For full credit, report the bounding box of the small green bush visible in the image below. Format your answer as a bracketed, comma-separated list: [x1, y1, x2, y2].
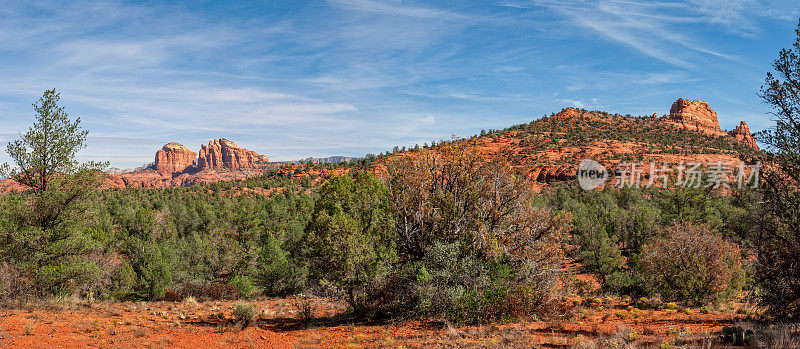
[233, 303, 256, 329]
[130, 240, 176, 300]
[604, 271, 644, 296]
[303, 172, 397, 315]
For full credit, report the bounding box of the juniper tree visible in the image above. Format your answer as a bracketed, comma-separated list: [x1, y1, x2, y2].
[303, 172, 396, 314]
[753, 18, 800, 320]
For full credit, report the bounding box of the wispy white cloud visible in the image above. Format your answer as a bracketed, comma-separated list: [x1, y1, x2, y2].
[0, 0, 794, 167]
[554, 96, 606, 110]
[500, 0, 795, 68]
[555, 97, 588, 108]
[327, 0, 478, 22]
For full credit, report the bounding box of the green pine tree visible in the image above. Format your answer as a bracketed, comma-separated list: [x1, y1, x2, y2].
[0, 89, 108, 296]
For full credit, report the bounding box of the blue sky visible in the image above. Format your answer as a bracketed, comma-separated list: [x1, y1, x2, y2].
[1, 0, 798, 168]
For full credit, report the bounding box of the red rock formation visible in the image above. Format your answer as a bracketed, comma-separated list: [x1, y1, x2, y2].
[666, 99, 726, 136]
[663, 99, 760, 149]
[99, 138, 272, 190]
[197, 138, 268, 170]
[729, 121, 759, 150]
[155, 143, 196, 175]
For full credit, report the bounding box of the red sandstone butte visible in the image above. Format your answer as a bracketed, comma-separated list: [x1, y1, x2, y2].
[154, 142, 196, 175]
[666, 98, 726, 136]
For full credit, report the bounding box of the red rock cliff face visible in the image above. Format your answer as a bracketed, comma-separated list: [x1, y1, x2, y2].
[729, 121, 759, 150]
[667, 99, 725, 136]
[154, 143, 196, 175]
[197, 138, 268, 170]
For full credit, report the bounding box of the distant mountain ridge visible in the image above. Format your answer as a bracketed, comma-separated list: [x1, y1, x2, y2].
[106, 163, 152, 174]
[276, 156, 354, 164]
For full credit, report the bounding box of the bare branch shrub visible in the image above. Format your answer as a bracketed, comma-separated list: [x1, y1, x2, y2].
[638, 222, 744, 305]
[383, 142, 571, 322]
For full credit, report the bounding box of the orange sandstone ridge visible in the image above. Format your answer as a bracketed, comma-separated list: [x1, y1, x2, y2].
[451, 98, 762, 190]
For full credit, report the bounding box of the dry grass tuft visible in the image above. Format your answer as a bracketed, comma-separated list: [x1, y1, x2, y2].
[182, 296, 198, 307]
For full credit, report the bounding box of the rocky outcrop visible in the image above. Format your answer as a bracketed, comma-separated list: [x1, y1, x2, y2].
[197, 138, 268, 170]
[666, 99, 726, 136]
[0, 179, 29, 193]
[553, 107, 581, 120]
[155, 143, 196, 175]
[552, 107, 611, 123]
[729, 121, 759, 150]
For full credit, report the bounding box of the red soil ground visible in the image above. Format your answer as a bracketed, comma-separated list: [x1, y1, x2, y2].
[0, 296, 754, 348]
